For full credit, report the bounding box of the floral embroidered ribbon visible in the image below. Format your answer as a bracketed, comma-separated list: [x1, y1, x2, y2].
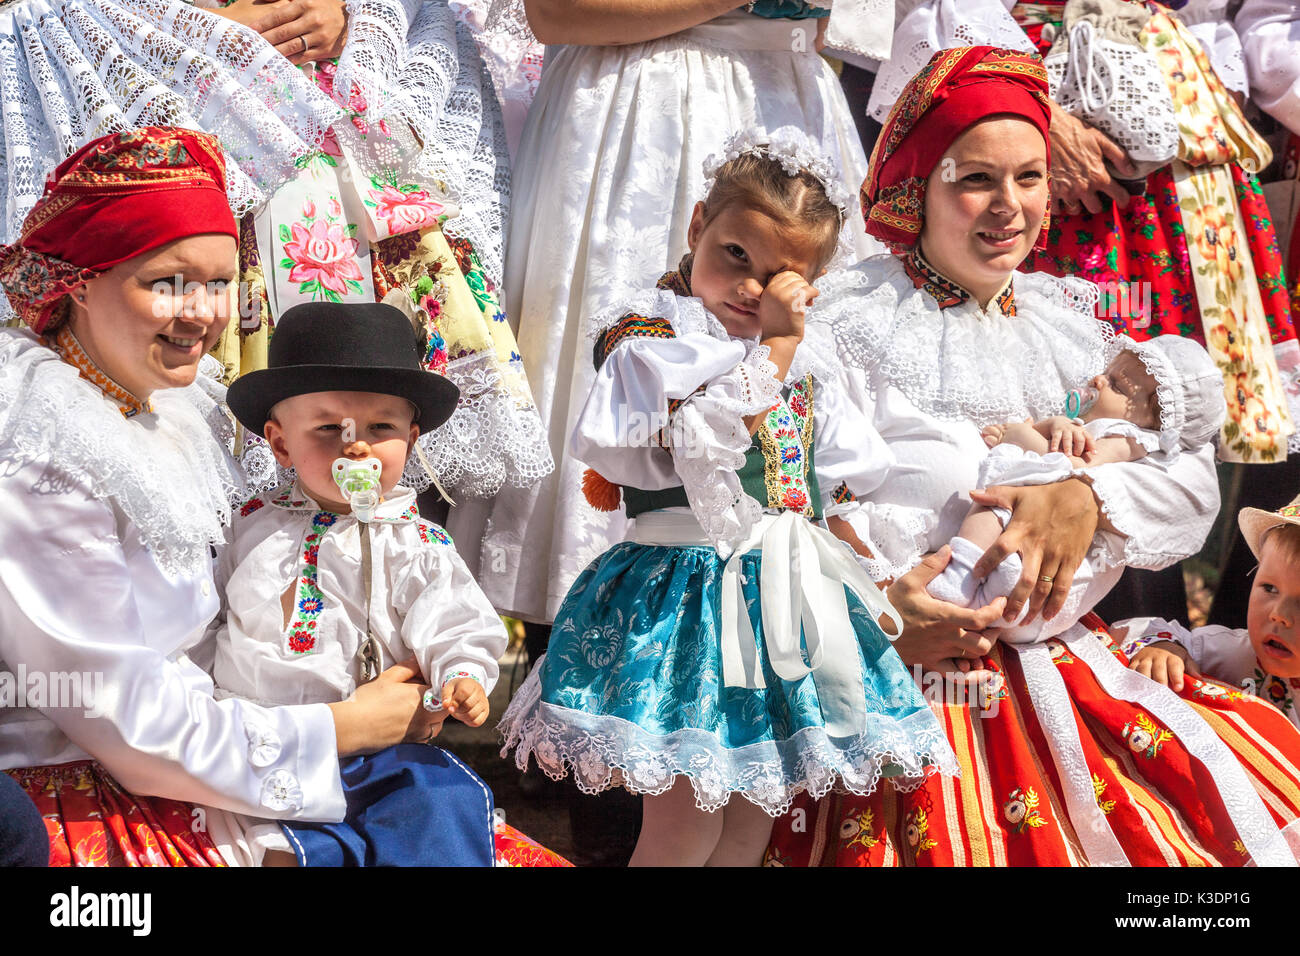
[1142, 11, 1292, 461]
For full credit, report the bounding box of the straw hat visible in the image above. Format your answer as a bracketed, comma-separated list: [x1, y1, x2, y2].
[1238, 492, 1300, 559]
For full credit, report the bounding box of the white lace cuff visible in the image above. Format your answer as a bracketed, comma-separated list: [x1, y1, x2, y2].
[827, 499, 935, 583]
[672, 346, 782, 557]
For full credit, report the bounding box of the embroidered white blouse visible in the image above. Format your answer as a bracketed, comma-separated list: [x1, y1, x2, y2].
[211, 482, 507, 706]
[0, 329, 344, 821]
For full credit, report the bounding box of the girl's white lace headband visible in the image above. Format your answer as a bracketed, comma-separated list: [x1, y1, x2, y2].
[701, 126, 852, 227]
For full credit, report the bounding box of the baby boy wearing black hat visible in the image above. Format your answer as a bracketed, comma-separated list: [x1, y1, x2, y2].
[207, 302, 506, 866]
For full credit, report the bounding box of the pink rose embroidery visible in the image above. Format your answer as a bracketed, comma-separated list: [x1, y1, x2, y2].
[282, 220, 364, 299]
[368, 184, 444, 235]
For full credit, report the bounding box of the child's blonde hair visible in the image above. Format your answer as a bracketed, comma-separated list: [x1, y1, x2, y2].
[1261, 522, 1300, 566]
[700, 152, 842, 269]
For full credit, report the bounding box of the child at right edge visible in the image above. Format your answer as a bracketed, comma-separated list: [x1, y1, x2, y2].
[1116, 496, 1300, 730]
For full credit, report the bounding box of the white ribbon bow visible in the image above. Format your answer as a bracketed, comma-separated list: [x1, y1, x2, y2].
[635, 510, 902, 738]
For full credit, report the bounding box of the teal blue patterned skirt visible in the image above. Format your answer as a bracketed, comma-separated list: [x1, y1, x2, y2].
[499, 540, 956, 815]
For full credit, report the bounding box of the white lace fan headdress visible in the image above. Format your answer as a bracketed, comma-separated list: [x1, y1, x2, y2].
[702, 126, 853, 228]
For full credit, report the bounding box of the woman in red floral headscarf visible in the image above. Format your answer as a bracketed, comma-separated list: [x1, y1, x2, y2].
[766, 48, 1300, 866]
[0, 126, 505, 867]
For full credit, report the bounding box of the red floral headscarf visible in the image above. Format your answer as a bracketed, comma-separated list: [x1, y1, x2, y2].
[0, 126, 238, 334]
[861, 46, 1053, 254]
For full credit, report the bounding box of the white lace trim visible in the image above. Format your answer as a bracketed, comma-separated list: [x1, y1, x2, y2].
[409, 351, 554, 498]
[1044, 11, 1180, 170]
[702, 125, 852, 227]
[867, 0, 1037, 122]
[1067, 625, 1300, 867]
[830, 499, 935, 584]
[785, 319, 841, 388]
[1013, 641, 1132, 865]
[0, 0, 342, 246]
[498, 659, 959, 817]
[383, 1, 511, 286]
[672, 345, 782, 558]
[0, 0, 510, 291]
[821, 255, 1114, 427]
[0, 329, 242, 578]
[816, 0, 897, 62]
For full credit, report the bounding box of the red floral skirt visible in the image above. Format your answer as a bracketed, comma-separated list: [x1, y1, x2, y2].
[1023, 165, 1296, 347]
[7, 760, 570, 867]
[495, 822, 572, 867]
[5, 761, 227, 867]
[766, 616, 1300, 866]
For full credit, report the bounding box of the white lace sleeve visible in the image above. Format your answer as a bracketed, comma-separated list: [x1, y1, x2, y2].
[867, 0, 1035, 121]
[1179, 0, 1249, 93]
[334, 0, 422, 122]
[671, 345, 783, 557]
[570, 331, 752, 492]
[1080, 441, 1219, 570]
[1236, 0, 1300, 134]
[0, 0, 342, 247]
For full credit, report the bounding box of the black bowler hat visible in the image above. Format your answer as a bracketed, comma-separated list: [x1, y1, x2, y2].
[226, 302, 460, 437]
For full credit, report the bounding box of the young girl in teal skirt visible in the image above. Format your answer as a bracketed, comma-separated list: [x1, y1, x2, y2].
[499, 128, 957, 865]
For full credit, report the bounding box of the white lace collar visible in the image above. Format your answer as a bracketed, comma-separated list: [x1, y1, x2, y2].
[0, 328, 242, 578]
[820, 254, 1116, 427]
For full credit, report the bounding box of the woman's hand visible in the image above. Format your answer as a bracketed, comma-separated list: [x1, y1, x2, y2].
[249, 0, 349, 65]
[1047, 100, 1136, 215]
[970, 478, 1099, 625]
[204, 0, 285, 30]
[328, 659, 447, 757]
[886, 547, 1008, 679]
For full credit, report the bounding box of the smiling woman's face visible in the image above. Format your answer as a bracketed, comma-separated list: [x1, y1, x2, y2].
[67, 233, 237, 400]
[918, 116, 1049, 307]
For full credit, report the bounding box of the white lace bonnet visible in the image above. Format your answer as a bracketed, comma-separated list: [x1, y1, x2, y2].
[702, 125, 853, 230]
[1105, 334, 1224, 454]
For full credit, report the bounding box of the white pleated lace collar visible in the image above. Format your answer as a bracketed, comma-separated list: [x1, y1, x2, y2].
[820, 254, 1116, 427]
[0, 328, 242, 578]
